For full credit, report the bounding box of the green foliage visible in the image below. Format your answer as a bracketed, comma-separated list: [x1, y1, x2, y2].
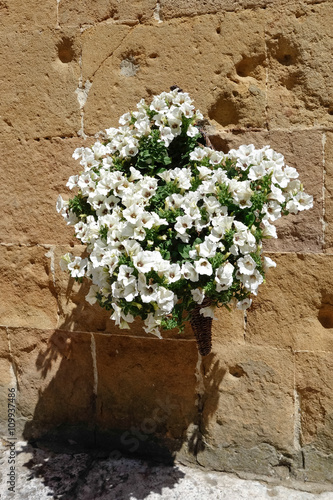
[135, 130, 171, 173]
[68, 194, 95, 219]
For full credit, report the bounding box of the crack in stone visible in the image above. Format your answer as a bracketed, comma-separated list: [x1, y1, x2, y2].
[322, 132, 327, 250]
[89, 25, 138, 81]
[91, 333, 98, 396]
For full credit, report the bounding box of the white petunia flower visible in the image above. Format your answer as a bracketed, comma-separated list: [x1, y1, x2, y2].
[175, 214, 193, 235]
[143, 313, 162, 338]
[86, 284, 99, 305]
[263, 256, 276, 271]
[215, 262, 234, 291]
[68, 256, 88, 278]
[198, 238, 217, 258]
[164, 264, 182, 283]
[262, 219, 278, 239]
[236, 298, 252, 310]
[200, 305, 217, 319]
[237, 255, 257, 275]
[187, 124, 199, 137]
[59, 252, 73, 272]
[191, 288, 205, 304]
[190, 147, 207, 162]
[111, 303, 134, 329]
[117, 265, 136, 286]
[182, 262, 199, 282]
[66, 175, 79, 190]
[194, 258, 213, 276]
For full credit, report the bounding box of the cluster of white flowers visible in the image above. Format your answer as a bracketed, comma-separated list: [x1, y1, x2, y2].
[57, 89, 313, 337]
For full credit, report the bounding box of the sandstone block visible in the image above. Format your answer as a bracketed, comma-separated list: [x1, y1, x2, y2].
[301, 446, 333, 483]
[266, 3, 333, 128]
[0, 328, 15, 436]
[94, 334, 198, 447]
[209, 128, 323, 253]
[0, 246, 58, 330]
[0, 0, 56, 32]
[246, 254, 333, 351]
[58, 0, 156, 27]
[296, 352, 333, 455]
[0, 30, 80, 141]
[159, 0, 327, 19]
[0, 137, 85, 245]
[324, 132, 333, 253]
[81, 12, 267, 135]
[197, 344, 295, 474]
[212, 307, 245, 347]
[8, 328, 95, 439]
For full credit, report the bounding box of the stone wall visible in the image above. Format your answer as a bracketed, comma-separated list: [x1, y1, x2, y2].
[1, 0, 333, 483]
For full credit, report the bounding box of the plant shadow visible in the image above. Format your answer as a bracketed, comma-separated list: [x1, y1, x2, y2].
[18, 279, 226, 499]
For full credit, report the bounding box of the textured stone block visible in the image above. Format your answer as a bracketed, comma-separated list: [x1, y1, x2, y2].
[94, 334, 198, 445]
[209, 128, 323, 253]
[81, 12, 267, 135]
[324, 132, 333, 253]
[0, 137, 85, 245]
[0, 30, 80, 141]
[246, 253, 333, 351]
[266, 3, 333, 128]
[58, 0, 156, 27]
[159, 0, 327, 19]
[0, 246, 58, 330]
[212, 307, 245, 347]
[301, 446, 333, 483]
[0, 0, 56, 32]
[0, 327, 15, 436]
[8, 328, 95, 439]
[296, 352, 333, 454]
[197, 344, 295, 474]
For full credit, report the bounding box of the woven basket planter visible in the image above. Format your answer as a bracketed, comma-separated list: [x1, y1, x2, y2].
[190, 297, 213, 356]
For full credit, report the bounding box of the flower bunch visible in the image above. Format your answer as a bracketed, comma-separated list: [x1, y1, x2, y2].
[57, 88, 313, 338]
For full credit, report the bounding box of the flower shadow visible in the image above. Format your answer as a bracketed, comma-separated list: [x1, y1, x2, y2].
[19, 280, 225, 499]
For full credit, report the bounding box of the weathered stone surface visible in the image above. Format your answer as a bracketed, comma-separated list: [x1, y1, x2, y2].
[159, 0, 328, 19]
[266, 3, 333, 128]
[212, 307, 245, 347]
[0, 246, 58, 330]
[81, 12, 267, 134]
[0, 137, 85, 245]
[1, 0, 332, 483]
[94, 334, 198, 449]
[0, 0, 56, 32]
[0, 30, 80, 141]
[197, 344, 295, 475]
[58, 0, 156, 27]
[324, 133, 333, 253]
[296, 352, 333, 454]
[0, 328, 15, 436]
[246, 253, 333, 351]
[302, 446, 333, 484]
[209, 128, 323, 253]
[7, 328, 95, 439]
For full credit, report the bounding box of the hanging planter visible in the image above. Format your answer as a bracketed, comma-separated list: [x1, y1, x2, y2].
[57, 88, 313, 356]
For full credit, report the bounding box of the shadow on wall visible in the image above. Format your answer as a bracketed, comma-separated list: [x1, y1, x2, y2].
[20, 279, 226, 498]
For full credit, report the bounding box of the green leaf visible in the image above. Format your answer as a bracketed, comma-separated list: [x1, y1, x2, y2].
[177, 243, 191, 259]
